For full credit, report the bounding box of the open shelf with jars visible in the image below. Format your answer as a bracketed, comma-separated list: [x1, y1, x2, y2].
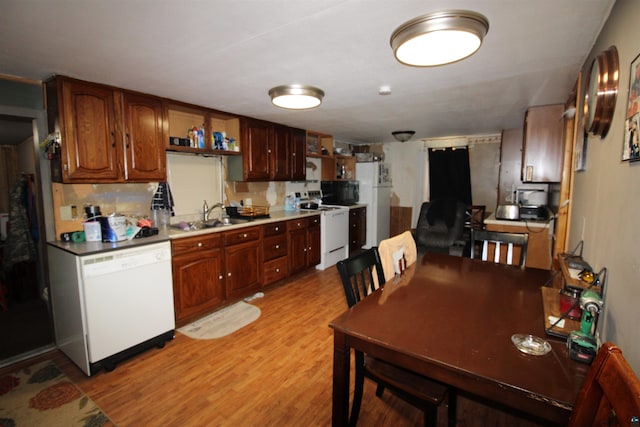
[166, 102, 241, 155]
[306, 131, 333, 158]
[321, 155, 355, 180]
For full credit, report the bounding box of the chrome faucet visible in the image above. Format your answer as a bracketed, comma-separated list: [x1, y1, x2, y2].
[203, 201, 225, 222]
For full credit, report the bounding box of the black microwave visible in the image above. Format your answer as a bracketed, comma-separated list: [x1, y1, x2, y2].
[321, 181, 359, 206]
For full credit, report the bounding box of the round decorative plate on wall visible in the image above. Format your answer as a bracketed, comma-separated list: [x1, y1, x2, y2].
[584, 46, 619, 138]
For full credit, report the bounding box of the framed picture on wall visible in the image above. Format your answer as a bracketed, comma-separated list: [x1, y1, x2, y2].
[623, 52, 640, 161]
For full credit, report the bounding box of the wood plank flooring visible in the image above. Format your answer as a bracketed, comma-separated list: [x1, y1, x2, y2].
[2, 266, 548, 426]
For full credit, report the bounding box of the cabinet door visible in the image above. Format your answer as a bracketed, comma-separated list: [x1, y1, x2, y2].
[522, 104, 564, 182]
[288, 227, 307, 274]
[270, 124, 290, 180]
[58, 78, 120, 182]
[349, 207, 366, 252]
[241, 117, 270, 180]
[290, 127, 306, 181]
[225, 240, 261, 299]
[122, 92, 166, 182]
[172, 248, 224, 322]
[307, 224, 321, 267]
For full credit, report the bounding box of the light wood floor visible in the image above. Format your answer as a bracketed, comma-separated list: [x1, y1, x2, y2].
[3, 266, 547, 426]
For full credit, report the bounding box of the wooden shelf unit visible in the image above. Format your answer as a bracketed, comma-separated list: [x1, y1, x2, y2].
[166, 101, 241, 155]
[306, 130, 333, 158]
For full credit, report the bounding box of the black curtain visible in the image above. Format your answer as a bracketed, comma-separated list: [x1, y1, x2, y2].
[428, 147, 472, 205]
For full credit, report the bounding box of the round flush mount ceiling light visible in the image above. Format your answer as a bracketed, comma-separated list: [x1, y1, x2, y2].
[390, 10, 489, 67]
[392, 130, 416, 142]
[268, 84, 324, 109]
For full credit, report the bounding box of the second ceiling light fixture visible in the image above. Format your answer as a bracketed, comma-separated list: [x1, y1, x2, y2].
[270, 10, 489, 111]
[391, 10, 489, 67]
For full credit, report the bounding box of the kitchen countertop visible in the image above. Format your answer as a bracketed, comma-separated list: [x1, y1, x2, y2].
[484, 212, 554, 229]
[47, 210, 321, 256]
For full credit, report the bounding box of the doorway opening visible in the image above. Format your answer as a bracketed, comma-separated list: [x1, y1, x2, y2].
[0, 113, 54, 366]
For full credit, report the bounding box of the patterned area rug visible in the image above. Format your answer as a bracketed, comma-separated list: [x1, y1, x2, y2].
[0, 360, 115, 427]
[178, 301, 261, 339]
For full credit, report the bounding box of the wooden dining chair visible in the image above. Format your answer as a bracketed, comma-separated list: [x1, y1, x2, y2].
[567, 342, 640, 427]
[336, 247, 455, 427]
[470, 229, 529, 268]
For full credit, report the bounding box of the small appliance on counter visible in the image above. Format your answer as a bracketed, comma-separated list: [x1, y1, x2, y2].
[495, 204, 520, 220]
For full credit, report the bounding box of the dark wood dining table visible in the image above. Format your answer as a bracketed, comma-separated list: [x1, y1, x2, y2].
[329, 252, 590, 426]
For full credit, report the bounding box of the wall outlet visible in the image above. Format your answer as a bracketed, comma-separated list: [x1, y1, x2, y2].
[60, 205, 77, 221]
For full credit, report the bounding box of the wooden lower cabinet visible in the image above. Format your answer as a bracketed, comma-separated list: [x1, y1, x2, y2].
[484, 221, 553, 269]
[307, 216, 321, 267]
[224, 226, 261, 300]
[262, 221, 288, 286]
[171, 234, 224, 323]
[171, 216, 321, 323]
[287, 218, 308, 274]
[287, 216, 321, 273]
[349, 207, 366, 252]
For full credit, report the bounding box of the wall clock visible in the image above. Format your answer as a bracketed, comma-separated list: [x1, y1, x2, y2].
[583, 46, 619, 138]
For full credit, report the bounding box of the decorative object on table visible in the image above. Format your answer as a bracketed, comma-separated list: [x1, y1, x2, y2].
[584, 46, 619, 138]
[511, 334, 552, 356]
[623, 51, 640, 161]
[0, 360, 115, 426]
[178, 301, 261, 340]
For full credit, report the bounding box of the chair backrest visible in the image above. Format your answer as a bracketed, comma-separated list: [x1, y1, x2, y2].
[470, 229, 528, 268]
[378, 231, 418, 281]
[465, 205, 486, 230]
[568, 342, 640, 427]
[336, 247, 386, 308]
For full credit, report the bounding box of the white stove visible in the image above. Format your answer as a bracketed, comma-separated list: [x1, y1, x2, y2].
[296, 191, 349, 270]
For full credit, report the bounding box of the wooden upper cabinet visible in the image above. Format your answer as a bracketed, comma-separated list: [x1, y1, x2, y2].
[522, 104, 564, 182]
[47, 76, 166, 183]
[270, 124, 290, 180]
[122, 91, 166, 181]
[290, 127, 306, 181]
[53, 78, 120, 182]
[241, 117, 270, 180]
[228, 118, 307, 181]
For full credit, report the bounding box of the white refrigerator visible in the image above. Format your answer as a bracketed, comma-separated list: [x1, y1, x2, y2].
[356, 162, 392, 248]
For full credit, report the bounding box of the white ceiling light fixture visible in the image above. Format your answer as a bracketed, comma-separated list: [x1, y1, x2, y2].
[392, 130, 415, 142]
[390, 10, 489, 67]
[268, 84, 324, 109]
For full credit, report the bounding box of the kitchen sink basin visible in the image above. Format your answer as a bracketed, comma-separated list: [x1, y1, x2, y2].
[204, 217, 250, 227]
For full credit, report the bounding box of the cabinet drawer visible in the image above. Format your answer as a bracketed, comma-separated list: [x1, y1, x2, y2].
[287, 218, 308, 230]
[263, 221, 286, 237]
[171, 233, 221, 256]
[263, 257, 288, 285]
[263, 234, 287, 261]
[224, 226, 260, 246]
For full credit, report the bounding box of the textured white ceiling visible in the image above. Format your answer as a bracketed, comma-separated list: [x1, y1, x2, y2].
[0, 0, 614, 144]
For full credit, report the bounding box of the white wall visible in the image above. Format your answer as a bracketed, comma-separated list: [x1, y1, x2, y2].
[383, 137, 500, 226]
[571, 0, 640, 374]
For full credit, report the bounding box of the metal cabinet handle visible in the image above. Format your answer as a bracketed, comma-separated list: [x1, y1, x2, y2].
[275, 268, 280, 273]
[227, 272, 231, 277]
[275, 244, 280, 249]
[218, 275, 223, 280]
[243, 233, 248, 238]
[275, 226, 279, 231]
[197, 242, 203, 247]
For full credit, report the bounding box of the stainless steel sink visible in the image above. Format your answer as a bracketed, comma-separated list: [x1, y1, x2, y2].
[203, 217, 250, 227]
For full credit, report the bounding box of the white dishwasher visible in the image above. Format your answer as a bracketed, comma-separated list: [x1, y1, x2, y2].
[48, 241, 175, 375]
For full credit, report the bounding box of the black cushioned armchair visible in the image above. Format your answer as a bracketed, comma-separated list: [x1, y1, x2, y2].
[412, 199, 467, 255]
